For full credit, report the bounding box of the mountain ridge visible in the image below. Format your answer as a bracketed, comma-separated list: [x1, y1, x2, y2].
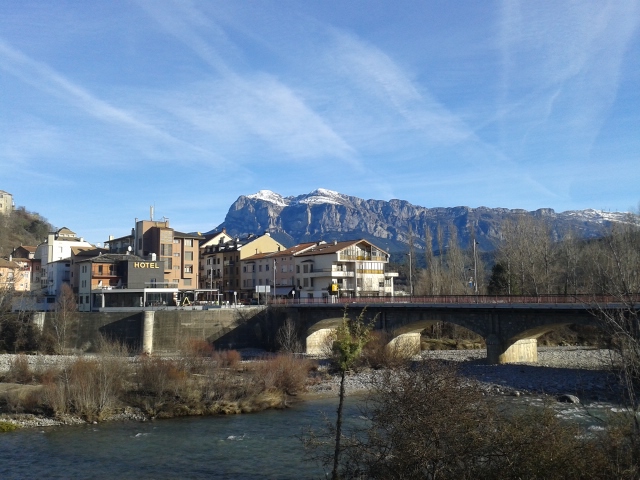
[214, 189, 633, 254]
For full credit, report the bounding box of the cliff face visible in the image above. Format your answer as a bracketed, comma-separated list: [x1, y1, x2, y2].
[215, 189, 631, 253]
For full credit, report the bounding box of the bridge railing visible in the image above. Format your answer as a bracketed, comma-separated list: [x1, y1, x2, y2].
[269, 294, 631, 306]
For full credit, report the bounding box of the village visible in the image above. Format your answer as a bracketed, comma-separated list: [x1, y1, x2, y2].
[0, 191, 399, 312]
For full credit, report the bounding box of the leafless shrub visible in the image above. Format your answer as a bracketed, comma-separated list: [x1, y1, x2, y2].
[305, 360, 632, 479]
[276, 318, 303, 353]
[254, 354, 315, 395]
[37, 357, 127, 421]
[6, 354, 33, 384]
[213, 349, 241, 369]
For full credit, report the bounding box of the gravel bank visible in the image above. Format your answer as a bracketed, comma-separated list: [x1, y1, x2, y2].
[307, 347, 622, 404]
[0, 347, 624, 428]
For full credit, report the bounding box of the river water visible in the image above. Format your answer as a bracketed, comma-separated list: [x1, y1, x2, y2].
[0, 396, 349, 480]
[0, 393, 620, 480]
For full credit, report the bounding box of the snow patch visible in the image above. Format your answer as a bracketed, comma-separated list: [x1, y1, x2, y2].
[246, 190, 288, 207]
[296, 188, 344, 206]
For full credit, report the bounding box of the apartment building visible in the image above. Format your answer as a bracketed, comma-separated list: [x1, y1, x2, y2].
[200, 233, 285, 302]
[36, 227, 94, 299]
[293, 239, 397, 300]
[240, 242, 318, 299]
[69, 246, 108, 294]
[0, 258, 20, 291]
[107, 218, 203, 298]
[8, 246, 41, 290]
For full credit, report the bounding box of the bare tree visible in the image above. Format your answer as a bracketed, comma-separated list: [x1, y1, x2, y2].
[276, 317, 303, 353]
[51, 283, 78, 354]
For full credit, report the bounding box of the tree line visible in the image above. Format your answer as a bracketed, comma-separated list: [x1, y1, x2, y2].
[401, 213, 640, 298]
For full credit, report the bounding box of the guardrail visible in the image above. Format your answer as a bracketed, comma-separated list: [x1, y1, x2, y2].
[268, 294, 639, 306]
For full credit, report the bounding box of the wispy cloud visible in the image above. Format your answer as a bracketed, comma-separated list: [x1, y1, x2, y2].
[497, 1, 640, 155]
[137, 1, 360, 167]
[326, 31, 476, 145]
[0, 38, 212, 163]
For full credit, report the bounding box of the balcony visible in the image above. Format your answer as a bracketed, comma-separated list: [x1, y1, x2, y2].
[308, 268, 355, 278]
[338, 254, 387, 262]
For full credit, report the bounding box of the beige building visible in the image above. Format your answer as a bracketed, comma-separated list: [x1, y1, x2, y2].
[241, 242, 319, 300]
[9, 246, 41, 290]
[200, 233, 285, 302]
[0, 190, 13, 216]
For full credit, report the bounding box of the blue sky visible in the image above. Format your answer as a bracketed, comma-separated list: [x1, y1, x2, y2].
[1, 1, 639, 245]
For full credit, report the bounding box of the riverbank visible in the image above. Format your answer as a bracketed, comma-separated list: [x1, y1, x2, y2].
[0, 346, 623, 429]
[307, 346, 622, 403]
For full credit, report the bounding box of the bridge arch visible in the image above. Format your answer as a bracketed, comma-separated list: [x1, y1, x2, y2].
[291, 302, 604, 364]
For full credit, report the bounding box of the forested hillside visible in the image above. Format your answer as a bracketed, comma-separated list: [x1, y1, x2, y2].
[0, 207, 54, 258]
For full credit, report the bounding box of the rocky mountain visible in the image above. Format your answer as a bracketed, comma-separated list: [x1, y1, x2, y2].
[214, 188, 632, 255]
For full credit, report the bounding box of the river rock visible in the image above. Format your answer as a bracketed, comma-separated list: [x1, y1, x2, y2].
[557, 394, 580, 404]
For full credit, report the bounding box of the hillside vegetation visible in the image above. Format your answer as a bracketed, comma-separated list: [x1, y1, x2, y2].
[0, 207, 54, 258]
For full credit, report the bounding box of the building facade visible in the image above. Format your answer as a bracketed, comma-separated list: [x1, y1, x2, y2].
[107, 218, 204, 299]
[77, 253, 178, 312]
[200, 233, 285, 302]
[36, 227, 94, 300]
[0, 190, 14, 216]
[292, 240, 397, 300]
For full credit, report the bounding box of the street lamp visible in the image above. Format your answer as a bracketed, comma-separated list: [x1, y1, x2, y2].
[273, 258, 276, 305]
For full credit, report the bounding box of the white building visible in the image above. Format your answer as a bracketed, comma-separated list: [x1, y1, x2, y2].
[36, 227, 94, 299]
[293, 239, 398, 300]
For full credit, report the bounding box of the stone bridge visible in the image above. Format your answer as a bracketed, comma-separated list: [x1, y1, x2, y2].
[287, 301, 605, 364]
[31, 296, 628, 364]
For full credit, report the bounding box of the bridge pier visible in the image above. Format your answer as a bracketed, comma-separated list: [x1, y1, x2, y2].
[142, 310, 155, 355]
[387, 333, 421, 356]
[486, 335, 538, 364]
[306, 328, 334, 356]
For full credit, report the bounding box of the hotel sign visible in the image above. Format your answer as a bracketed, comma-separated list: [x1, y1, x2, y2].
[133, 262, 160, 269]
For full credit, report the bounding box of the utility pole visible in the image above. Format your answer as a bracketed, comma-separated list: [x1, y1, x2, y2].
[473, 240, 479, 295]
[407, 252, 413, 298]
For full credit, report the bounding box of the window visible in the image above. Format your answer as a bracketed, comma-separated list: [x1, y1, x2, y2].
[166, 258, 172, 269]
[185, 252, 193, 261]
[184, 239, 193, 247]
[98, 265, 103, 274]
[296, 265, 300, 273]
[259, 265, 262, 272]
[184, 265, 193, 274]
[174, 253, 180, 257]
[303, 265, 308, 273]
[265, 264, 269, 271]
[184, 278, 192, 286]
[161, 244, 172, 256]
[303, 278, 309, 287]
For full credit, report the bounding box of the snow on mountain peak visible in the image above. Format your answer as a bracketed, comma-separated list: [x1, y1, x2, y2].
[246, 190, 288, 206]
[298, 188, 344, 205]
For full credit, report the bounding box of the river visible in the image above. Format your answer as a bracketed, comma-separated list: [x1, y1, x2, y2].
[0, 392, 621, 480]
[0, 396, 350, 480]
